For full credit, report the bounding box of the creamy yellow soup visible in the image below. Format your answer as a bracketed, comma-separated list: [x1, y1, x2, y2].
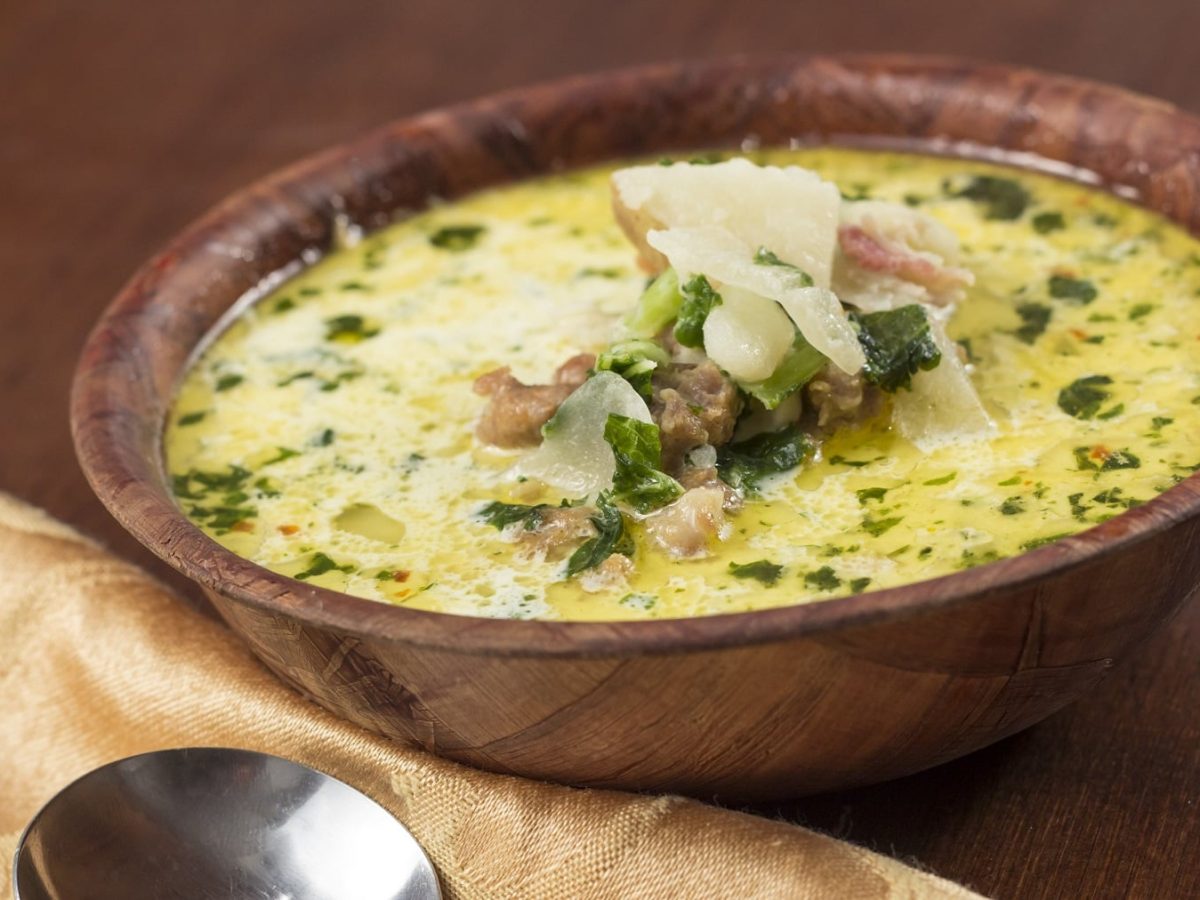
[166, 148, 1200, 620]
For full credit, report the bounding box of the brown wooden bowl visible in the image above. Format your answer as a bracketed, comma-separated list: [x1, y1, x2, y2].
[71, 54, 1200, 800]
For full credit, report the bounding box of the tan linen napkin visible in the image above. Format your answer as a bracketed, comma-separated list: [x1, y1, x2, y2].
[0, 492, 985, 899]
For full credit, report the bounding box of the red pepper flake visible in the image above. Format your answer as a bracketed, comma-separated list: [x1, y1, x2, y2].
[1090, 445, 1111, 461]
[393, 570, 411, 583]
[278, 524, 300, 535]
[231, 521, 255, 533]
[1069, 328, 1089, 340]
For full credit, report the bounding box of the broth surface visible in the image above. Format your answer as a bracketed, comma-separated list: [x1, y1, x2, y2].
[166, 149, 1200, 620]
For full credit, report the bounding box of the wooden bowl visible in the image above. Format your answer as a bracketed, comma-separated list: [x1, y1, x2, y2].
[71, 55, 1200, 799]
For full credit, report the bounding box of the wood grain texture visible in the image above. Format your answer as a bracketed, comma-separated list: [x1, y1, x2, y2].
[7, 2, 1200, 897]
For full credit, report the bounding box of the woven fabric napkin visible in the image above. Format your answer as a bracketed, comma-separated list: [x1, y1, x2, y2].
[0, 492, 985, 899]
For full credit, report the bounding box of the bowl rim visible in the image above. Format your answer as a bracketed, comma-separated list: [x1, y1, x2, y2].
[71, 52, 1200, 658]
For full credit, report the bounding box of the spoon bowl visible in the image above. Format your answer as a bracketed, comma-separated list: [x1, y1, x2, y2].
[12, 747, 441, 900]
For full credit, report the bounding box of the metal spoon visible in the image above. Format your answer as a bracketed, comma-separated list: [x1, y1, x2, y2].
[12, 747, 441, 900]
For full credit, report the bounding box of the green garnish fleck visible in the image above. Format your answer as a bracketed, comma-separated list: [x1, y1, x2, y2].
[429, 224, 485, 251]
[177, 411, 207, 426]
[1049, 275, 1098, 304]
[753, 247, 814, 285]
[1057, 375, 1113, 419]
[325, 314, 380, 343]
[295, 552, 353, 581]
[1014, 303, 1053, 344]
[951, 175, 1031, 220]
[215, 373, 244, 392]
[862, 515, 903, 537]
[729, 560, 784, 585]
[804, 566, 842, 591]
[1032, 211, 1066, 234]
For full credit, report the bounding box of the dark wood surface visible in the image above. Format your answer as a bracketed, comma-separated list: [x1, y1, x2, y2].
[4, 2, 1198, 897]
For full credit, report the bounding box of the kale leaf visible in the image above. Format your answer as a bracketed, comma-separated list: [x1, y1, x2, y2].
[1057, 375, 1113, 419]
[624, 267, 683, 338]
[565, 493, 635, 577]
[716, 425, 813, 494]
[851, 305, 942, 392]
[673, 274, 722, 348]
[595, 339, 670, 398]
[477, 500, 551, 531]
[604, 414, 684, 513]
[739, 330, 827, 409]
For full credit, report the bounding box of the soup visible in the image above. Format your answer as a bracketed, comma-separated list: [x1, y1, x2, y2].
[166, 148, 1200, 620]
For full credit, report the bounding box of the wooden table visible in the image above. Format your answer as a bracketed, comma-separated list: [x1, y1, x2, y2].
[3, 2, 1197, 896]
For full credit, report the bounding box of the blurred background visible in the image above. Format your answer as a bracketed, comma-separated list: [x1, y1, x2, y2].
[3, 3, 1197, 897]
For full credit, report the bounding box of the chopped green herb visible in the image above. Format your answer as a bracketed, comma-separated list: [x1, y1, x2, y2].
[1129, 303, 1155, 320]
[918, 546, 933, 559]
[716, 426, 813, 494]
[1021, 533, 1072, 551]
[1101, 449, 1141, 471]
[272, 297, 296, 314]
[950, 175, 1031, 220]
[324, 314, 380, 343]
[263, 447, 301, 466]
[673, 275, 722, 348]
[753, 247, 814, 285]
[429, 224, 485, 251]
[215, 373, 244, 392]
[1014, 303, 1052, 344]
[177, 411, 207, 426]
[997, 475, 1022, 486]
[1151, 416, 1174, 430]
[619, 592, 658, 610]
[849, 577, 872, 593]
[578, 267, 622, 279]
[1032, 211, 1066, 234]
[565, 493, 634, 578]
[190, 505, 256, 533]
[924, 472, 957, 486]
[856, 487, 889, 504]
[829, 455, 874, 468]
[729, 559, 784, 585]
[1097, 404, 1125, 420]
[1057, 375, 1113, 420]
[1069, 493, 1090, 520]
[999, 496, 1025, 515]
[804, 566, 842, 591]
[604, 414, 683, 513]
[339, 280, 371, 292]
[316, 428, 335, 446]
[477, 500, 551, 531]
[294, 552, 353, 581]
[1049, 275, 1098, 304]
[862, 515, 903, 537]
[851, 305, 941, 392]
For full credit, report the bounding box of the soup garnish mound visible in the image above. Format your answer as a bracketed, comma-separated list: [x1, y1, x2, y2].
[166, 148, 1200, 621]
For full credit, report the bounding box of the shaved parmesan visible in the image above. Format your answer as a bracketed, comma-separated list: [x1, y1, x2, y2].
[648, 226, 865, 374]
[514, 371, 652, 497]
[892, 319, 992, 451]
[612, 158, 841, 288]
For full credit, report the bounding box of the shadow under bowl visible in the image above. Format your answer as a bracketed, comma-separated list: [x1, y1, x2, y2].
[71, 54, 1200, 799]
